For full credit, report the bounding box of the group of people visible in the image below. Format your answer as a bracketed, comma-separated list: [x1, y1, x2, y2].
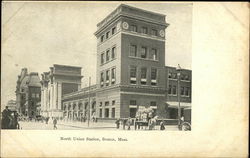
[1, 106, 19, 129]
[115, 115, 166, 131]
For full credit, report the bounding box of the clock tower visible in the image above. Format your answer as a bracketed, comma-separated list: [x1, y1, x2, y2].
[95, 4, 169, 119]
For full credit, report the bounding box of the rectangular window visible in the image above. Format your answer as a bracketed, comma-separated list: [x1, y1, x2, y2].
[173, 73, 177, 79]
[181, 74, 185, 80]
[99, 109, 102, 118]
[150, 101, 156, 106]
[112, 27, 116, 35]
[141, 47, 147, 58]
[141, 27, 148, 34]
[168, 72, 172, 78]
[32, 93, 36, 98]
[99, 102, 102, 107]
[105, 101, 109, 106]
[111, 47, 116, 59]
[130, 45, 137, 57]
[101, 53, 104, 64]
[101, 35, 104, 42]
[111, 68, 116, 84]
[130, 100, 137, 105]
[106, 31, 110, 39]
[185, 75, 189, 81]
[185, 87, 189, 96]
[151, 68, 157, 85]
[168, 85, 172, 94]
[173, 85, 177, 95]
[106, 50, 110, 62]
[112, 100, 115, 106]
[112, 108, 115, 118]
[105, 108, 109, 118]
[181, 87, 185, 95]
[130, 66, 137, 84]
[131, 25, 137, 32]
[151, 48, 157, 60]
[151, 29, 157, 36]
[106, 70, 110, 86]
[100, 72, 104, 87]
[141, 67, 147, 85]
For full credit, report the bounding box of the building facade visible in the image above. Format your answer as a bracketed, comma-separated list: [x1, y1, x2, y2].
[165, 66, 192, 119]
[40, 64, 82, 118]
[15, 68, 41, 117]
[42, 4, 192, 121]
[94, 4, 169, 119]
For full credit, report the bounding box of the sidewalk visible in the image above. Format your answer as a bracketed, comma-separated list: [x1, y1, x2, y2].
[57, 120, 179, 131]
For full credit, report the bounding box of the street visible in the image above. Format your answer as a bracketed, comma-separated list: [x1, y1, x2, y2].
[18, 120, 179, 130]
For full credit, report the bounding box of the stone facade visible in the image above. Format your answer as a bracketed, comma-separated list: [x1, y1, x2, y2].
[15, 68, 41, 117]
[40, 64, 82, 118]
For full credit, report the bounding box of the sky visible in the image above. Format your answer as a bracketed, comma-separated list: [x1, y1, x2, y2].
[1, 2, 192, 106]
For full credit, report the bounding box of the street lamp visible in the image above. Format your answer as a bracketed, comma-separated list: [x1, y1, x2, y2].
[176, 64, 182, 130]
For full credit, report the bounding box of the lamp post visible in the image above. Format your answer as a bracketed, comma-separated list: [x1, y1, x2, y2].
[176, 64, 182, 130]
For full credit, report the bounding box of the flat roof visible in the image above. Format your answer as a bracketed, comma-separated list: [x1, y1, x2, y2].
[53, 64, 82, 69]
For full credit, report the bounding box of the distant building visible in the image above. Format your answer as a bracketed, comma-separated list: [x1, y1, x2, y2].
[15, 68, 41, 117]
[40, 64, 82, 118]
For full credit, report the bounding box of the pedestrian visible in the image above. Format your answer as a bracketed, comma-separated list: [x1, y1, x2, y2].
[122, 119, 126, 130]
[115, 118, 120, 129]
[127, 117, 132, 130]
[1, 106, 11, 129]
[53, 118, 57, 130]
[160, 121, 165, 130]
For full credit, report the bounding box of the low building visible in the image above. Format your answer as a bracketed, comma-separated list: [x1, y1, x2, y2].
[165, 66, 192, 119]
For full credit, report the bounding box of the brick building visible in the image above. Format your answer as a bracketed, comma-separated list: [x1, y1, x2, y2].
[42, 4, 192, 121]
[15, 68, 41, 117]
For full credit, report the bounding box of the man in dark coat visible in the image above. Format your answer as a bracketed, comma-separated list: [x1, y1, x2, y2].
[1, 106, 11, 129]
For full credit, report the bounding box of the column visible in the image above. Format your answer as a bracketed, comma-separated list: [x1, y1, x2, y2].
[109, 107, 112, 118]
[41, 89, 44, 112]
[53, 83, 57, 110]
[49, 85, 53, 111]
[57, 82, 62, 110]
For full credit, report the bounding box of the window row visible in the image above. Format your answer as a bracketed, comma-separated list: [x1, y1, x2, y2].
[31, 93, 40, 99]
[130, 25, 159, 37]
[100, 67, 116, 87]
[130, 45, 158, 61]
[99, 107, 115, 118]
[101, 46, 116, 65]
[100, 26, 117, 43]
[168, 72, 190, 81]
[130, 100, 157, 107]
[99, 100, 116, 107]
[130, 66, 157, 86]
[168, 85, 190, 96]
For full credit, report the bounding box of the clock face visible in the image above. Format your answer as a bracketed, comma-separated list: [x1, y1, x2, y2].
[122, 22, 129, 30]
[159, 30, 165, 37]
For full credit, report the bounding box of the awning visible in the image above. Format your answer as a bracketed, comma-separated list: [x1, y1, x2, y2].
[166, 101, 191, 109]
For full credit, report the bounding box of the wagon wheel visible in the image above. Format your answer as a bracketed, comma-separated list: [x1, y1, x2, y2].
[181, 122, 191, 131]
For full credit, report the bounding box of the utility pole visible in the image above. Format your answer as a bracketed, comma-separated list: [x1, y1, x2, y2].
[87, 77, 91, 127]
